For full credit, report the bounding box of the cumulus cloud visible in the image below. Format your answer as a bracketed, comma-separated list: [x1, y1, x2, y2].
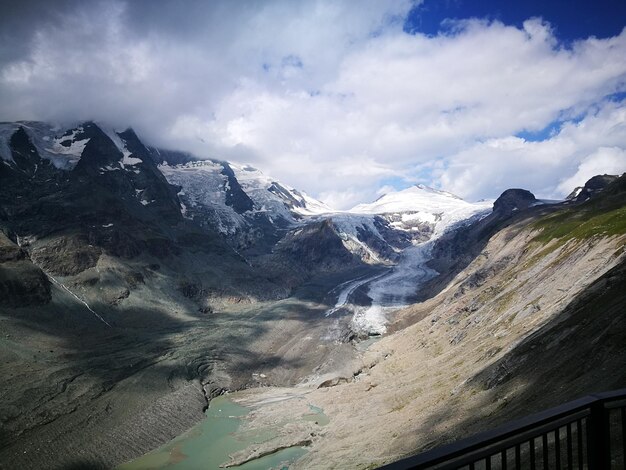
[557, 147, 626, 194]
[0, 0, 625, 207]
[440, 99, 626, 200]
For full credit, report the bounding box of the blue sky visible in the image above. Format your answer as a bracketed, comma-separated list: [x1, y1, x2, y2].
[0, 0, 625, 207]
[404, 0, 626, 40]
[402, 0, 626, 153]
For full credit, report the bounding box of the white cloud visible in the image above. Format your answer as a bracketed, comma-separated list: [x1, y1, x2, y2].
[0, 1, 625, 208]
[439, 99, 626, 200]
[558, 147, 626, 194]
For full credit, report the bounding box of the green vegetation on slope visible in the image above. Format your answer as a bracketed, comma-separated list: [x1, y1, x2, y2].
[532, 179, 626, 243]
[533, 205, 626, 242]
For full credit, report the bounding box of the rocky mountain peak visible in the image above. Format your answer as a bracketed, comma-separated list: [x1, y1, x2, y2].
[8, 127, 44, 175]
[492, 188, 537, 215]
[219, 163, 254, 214]
[117, 128, 151, 163]
[73, 121, 124, 170]
[569, 174, 620, 203]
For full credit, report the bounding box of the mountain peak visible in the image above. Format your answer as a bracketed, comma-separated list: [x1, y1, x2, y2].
[414, 184, 462, 199]
[350, 184, 473, 215]
[568, 174, 620, 203]
[492, 188, 537, 215]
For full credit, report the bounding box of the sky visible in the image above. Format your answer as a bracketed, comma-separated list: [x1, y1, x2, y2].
[0, 0, 625, 208]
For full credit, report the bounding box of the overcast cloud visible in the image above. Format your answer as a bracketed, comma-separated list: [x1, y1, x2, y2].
[1, 0, 625, 208]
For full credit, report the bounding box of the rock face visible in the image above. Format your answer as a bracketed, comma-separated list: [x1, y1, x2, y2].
[567, 174, 620, 202]
[0, 262, 51, 308]
[276, 218, 357, 269]
[0, 233, 51, 307]
[30, 235, 102, 276]
[220, 163, 255, 214]
[492, 188, 537, 215]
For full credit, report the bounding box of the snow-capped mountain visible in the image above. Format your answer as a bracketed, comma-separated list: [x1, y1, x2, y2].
[325, 185, 493, 336]
[157, 158, 332, 251]
[0, 119, 495, 280]
[0, 121, 87, 170]
[307, 185, 492, 267]
[230, 163, 332, 217]
[350, 184, 493, 237]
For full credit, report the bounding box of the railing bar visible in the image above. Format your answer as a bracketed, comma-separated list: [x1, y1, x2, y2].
[606, 408, 611, 469]
[542, 433, 549, 470]
[577, 418, 583, 470]
[567, 422, 573, 470]
[378, 390, 626, 470]
[591, 389, 626, 401]
[604, 398, 626, 409]
[585, 416, 594, 468]
[515, 443, 521, 469]
[530, 437, 536, 470]
[485, 455, 491, 470]
[469, 462, 475, 470]
[432, 411, 590, 469]
[622, 408, 626, 470]
[555, 428, 561, 469]
[378, 404, 594, 469]
[501, 448, 507, 470]
[585, 403, 611, 470]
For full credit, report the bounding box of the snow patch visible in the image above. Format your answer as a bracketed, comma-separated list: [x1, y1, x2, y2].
[101, 164, 121, 171]
[0, 122, 88, 169]
[123, 155, 142, 166]
[46, 127, 90, 158]
[230, 162, 332, 216]
[401, 211, 437, 224]
[351, 184, 486, 216]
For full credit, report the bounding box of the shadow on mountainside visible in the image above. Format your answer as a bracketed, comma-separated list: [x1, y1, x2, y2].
[395, 256, 626, 463]
[0, 271, 331, 469]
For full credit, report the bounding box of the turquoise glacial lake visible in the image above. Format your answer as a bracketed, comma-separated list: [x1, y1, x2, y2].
[117, 395, 311, 470]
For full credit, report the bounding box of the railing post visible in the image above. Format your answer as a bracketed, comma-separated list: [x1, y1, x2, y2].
[586, 401, 610, 470]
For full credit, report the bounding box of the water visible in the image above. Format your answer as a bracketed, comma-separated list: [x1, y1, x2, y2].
[301, 404, 330, 426]
[117, 395, 309, 470]
[354, 336, 382, 352]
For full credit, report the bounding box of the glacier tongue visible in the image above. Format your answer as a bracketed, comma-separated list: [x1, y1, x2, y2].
[352, 241, 439, 336]
[346, 188, 493, 336]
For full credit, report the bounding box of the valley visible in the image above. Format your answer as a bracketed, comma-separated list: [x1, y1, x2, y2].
[0, 121, 624, 470]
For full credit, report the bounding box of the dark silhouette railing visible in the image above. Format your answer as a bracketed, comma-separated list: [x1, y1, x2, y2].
[380, 389, 626, 470]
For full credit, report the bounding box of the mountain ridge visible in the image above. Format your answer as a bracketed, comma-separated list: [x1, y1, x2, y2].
[1, 119, 624, 470]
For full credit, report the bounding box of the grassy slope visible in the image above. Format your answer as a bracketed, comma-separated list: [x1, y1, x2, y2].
[533, 177, 626, 243]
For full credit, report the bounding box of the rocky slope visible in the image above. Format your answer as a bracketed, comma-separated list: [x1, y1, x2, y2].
[0, 120, 490, 469]
[2, 119, 623, 470]
[203, 175, 626, 469]
[0, 122, 290, 469]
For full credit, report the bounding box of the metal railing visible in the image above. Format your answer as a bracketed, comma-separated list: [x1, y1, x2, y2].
[380, 389, 626, 470]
